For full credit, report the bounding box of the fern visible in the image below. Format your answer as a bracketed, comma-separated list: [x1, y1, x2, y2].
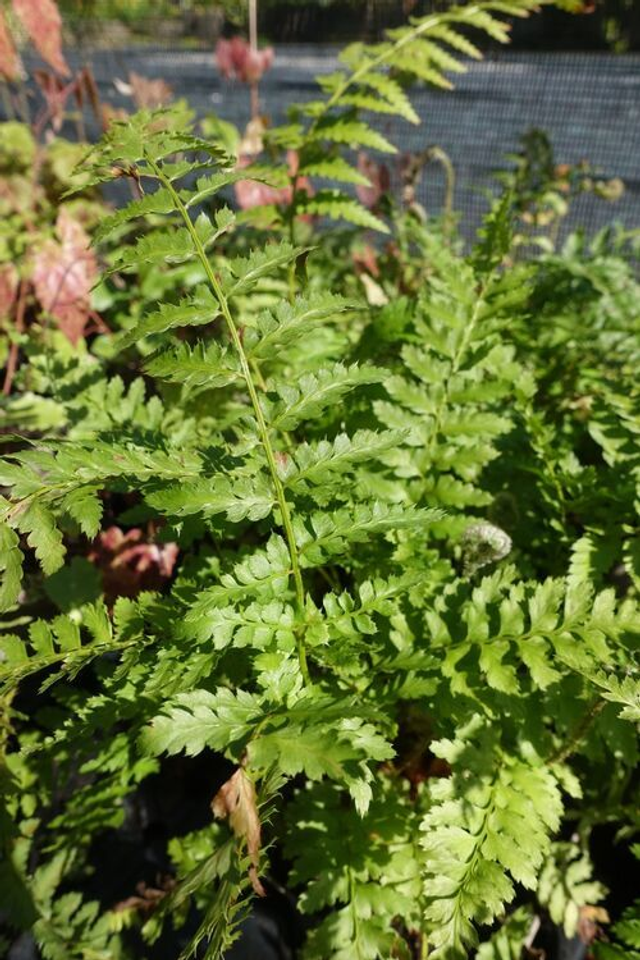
[537, 841, 606, 938]
[421, 717, 564, 958]
[271, 0, 577, 234]
[1, 3, 637, 960]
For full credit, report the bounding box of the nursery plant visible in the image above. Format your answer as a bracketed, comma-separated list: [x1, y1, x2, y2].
[0, 1, 638, 959]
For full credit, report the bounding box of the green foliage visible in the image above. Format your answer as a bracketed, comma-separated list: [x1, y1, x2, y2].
[537, 841, 606, 938]
[474, 907, 534, 960]
[422, 717, 563, 957]
[594, 846, 640, 960]
[0, 2, 638, 960]
[285, 780, 423, 959]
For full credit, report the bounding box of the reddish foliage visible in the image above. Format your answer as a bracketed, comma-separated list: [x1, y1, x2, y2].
[113, 877, 175, 916]
[0, 264, 19, 319]
[31, 208, 99, 345]
[234, 176, 285, 211]
[33, 70, 77, 132]
[215, 37, 274, 84]
[12, 0, 70, 77]
[89, 526, 179, 603]
[234, 150, 313, 215]
[0, 7, 20, 81]
[356, 152, 391, 210]
[75, 66, 102, 119]
[128, 72, 173, 110]
[32, 67, 104, 136]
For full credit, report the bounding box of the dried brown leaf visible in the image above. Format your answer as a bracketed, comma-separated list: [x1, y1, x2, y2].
[212, 768, 265, 896]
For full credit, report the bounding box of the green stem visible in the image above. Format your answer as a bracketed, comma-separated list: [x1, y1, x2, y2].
[547, 698, 605, 766]
[348, 867, 365, 960]
[153, 164, 310, 685]
[424, 146, 455, 242]
[420, 931, 429, 960]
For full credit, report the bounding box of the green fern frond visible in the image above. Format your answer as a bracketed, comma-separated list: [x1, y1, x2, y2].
[0, 601, 135, 692]
[143, 341, 241, 388]
[261, 363, 384, 431]
[537, 842, 606, 939]
[243, 293, 356, 361]
[294, 190, 389, 233]
[116, 288, 220, 350]
[422, 717, 563, 958]
[145, 474, 275, 523]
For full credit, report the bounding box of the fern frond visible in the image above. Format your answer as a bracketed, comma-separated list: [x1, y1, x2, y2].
[222, 241, 304, 298]
[184, 537, 293, 625]
[180, 598, 296, 648]
[15, 502, 66, 578]
[307, 117, 397, 154]
[294, 190, 389, 233]
[288, 781, 423, 958]
[143, 341, 241, 389]
[537, 842, 606, 939]
[0, 521, 24, 611]
[92, 187, 175, 242]
[281, 430, 404, 495]
[295, 502, 443, 565]
[0, 602, 136, 692]
[296, 154, 382, 186]
[261, 363, 384, 431]
[243, 293, 355, 361]
[423, 571, 639, 710]
[116, 288, 220, 350]
[145, 473, 275, 523]
[422, 718, 563, 958]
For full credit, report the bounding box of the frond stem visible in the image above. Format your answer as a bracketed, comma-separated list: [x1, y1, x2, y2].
[152, 163, 310, 685]
[547, 697, 605, 766]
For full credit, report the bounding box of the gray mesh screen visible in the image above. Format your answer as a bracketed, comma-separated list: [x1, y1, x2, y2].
[5, 29, 639, 239]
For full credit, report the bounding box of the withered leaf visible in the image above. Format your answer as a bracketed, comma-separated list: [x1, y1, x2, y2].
[211, 767, 265, 896]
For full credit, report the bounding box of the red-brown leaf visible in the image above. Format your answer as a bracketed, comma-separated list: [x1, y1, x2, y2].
[12, 0, 70, 77]
[212, 768, 265, 896]
[215, 37, 274, 84]
[356, 152, 391, 210]
[0, 263, 19, 319]
[0, 7, 20, 81]
[31, 207, 98, 345]
[88, 526, 179, 602]
[33, 69, 75, 133]
[234, 148, 313, 216]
